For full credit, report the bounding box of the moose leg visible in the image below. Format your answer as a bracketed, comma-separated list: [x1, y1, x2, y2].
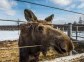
[19, 48, 29, 62]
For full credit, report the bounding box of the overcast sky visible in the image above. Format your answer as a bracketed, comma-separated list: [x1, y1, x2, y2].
[0, 0, 84, 25]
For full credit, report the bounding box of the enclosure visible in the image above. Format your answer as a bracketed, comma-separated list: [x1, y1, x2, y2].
[0, 0, 84, 62]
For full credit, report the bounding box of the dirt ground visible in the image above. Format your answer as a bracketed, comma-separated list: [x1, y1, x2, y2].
[0, 40, 84, 62]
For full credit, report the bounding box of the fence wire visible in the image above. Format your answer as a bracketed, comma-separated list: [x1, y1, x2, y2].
[0, 45, 42, 50]
[15, 0, 84, 15]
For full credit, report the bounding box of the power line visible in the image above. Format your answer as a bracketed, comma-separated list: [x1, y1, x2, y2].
[15, 0, 84, 15]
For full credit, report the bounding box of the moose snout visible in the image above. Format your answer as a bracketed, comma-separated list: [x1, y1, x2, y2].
[51, 38, 67, 54]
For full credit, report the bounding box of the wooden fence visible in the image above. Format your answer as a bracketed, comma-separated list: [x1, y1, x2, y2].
[54, 23, 84, 40]
[0, 23, 84, 40]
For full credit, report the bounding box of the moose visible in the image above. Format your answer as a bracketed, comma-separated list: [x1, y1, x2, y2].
[18, 9, 74, 62]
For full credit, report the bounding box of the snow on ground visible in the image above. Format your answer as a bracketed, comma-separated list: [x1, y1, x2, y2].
[0, 31, 19, 41]
[41, 53, 84, 62]
[0, 31, 84, 41]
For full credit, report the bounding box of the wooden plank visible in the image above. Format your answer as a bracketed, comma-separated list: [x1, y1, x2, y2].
[41, 53, 84, 62]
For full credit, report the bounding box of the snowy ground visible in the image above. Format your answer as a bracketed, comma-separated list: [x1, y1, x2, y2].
[0, 31, 84, 41]
[0, 31, 19, 41]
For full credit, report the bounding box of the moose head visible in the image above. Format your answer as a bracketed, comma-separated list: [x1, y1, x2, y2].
[18, 9, 74, 62]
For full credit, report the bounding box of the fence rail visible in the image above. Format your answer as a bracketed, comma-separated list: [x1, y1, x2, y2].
[0, 19, 24, 22]
[42, 53, 84, 62]
[72, 36, 84, 39]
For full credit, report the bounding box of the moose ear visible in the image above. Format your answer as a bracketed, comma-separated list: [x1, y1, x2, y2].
[24, 9, 37, 22]
[45, 14, 54, 22]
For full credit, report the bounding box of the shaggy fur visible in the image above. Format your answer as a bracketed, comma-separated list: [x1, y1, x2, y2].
[18, 9, 74, 62]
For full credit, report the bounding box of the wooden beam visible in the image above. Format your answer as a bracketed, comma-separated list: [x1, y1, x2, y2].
[41, 53, 84, 62]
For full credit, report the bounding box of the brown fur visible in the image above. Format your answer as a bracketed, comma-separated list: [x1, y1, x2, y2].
[18, 9, 74, 62]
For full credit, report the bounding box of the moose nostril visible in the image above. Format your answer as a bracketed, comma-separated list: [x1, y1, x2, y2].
[38, 26, 43, 31]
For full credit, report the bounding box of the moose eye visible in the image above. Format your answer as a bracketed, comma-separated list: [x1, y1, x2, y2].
[26, 25, 32, 30]
[38, 26, 43, 31]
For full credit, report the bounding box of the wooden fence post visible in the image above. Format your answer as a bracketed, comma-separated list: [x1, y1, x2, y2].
[76, 26, 78, 40]
[62, 27, 64, 31]
[68, 23, 72, 38]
